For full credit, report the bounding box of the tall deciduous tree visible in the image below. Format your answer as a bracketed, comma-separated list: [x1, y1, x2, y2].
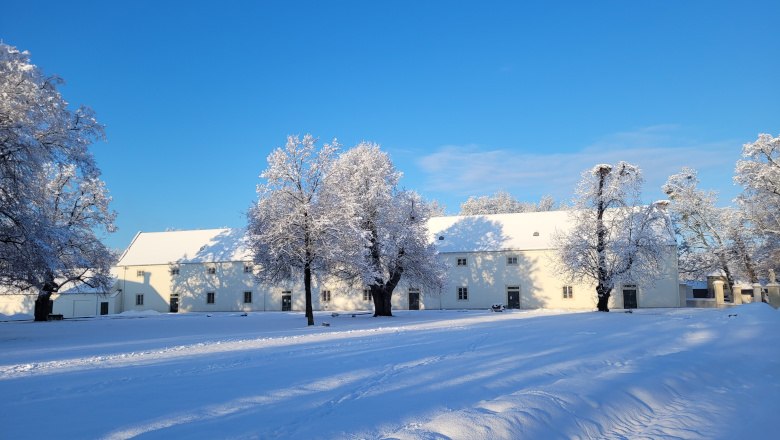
[663, 168, 729, 281]
[247, 135, 358, 326]
[329, 143, 444, 316]
[735, 133, 780, 272]
[555, 163, 672, 312]
[0, 43, 116, 321]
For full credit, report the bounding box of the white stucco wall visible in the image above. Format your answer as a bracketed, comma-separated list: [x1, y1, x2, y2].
[437, 245, 680, 310]
[112, 245, 680, 314]
[0, 294, 36, 316]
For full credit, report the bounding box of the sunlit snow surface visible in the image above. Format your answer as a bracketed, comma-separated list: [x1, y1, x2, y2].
[1, 305, 778, 439]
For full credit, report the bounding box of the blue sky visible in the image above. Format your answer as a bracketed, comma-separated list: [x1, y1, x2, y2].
[2, 0, 779, 250]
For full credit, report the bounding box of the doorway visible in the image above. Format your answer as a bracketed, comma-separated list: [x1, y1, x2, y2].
[100, 302, 109, 315]
[622, 286, 638, 309]
[282, 291, 292, 311]
[507, 286, 520, 309]
[169, 294, 179, 313]
[408, 288, 420, 310]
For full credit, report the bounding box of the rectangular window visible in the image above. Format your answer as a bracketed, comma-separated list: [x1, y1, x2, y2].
[244, 265, 252, 273]
[456, 258, 467, 266]
[321, 290, 331, 302]
[136, 270, 144, 277]
[135, 294, 144, 306]
[457, 287, 468, 301]
[244, 291, 252, 303]
[207, 267, 216, 275]
[207, 292, 215, 304]
[170, 267, 179, 275]
[363, 288, 372, 301]
[563, 286, 573, 299]
[507, 256, 518, 265]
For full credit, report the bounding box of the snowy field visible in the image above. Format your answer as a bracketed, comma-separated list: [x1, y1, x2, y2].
[1, 305, 778, 439]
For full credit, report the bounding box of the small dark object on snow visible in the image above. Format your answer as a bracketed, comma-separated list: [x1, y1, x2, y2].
[625, 310, 633, 314]
[491, 304, 505, 312]
[206, 314, 212, 317]
[240, 313, 248, 317]
[47, 314, 63, 321]
[331, 312, 372, 318]
[322, 322, 330, 327]
[728, 314, 738, 318]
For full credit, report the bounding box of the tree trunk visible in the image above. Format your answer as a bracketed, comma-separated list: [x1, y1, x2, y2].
[303, 263, 314, 326]
[34, 289, 54, 322]
[371, 285, 392, 317]
[596, 284, 611, 312]
[595, 167, 610, 312]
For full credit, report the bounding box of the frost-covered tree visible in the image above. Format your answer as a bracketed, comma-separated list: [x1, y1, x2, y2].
[247, 135, 359, 326]
[662, 168, 749, 291]
[459, 191, 560, 215]
[329, 143, 445, 316]
[555, 163, 673, 312]
[0, 43, 116, 321]
[734, 133, 780, 269]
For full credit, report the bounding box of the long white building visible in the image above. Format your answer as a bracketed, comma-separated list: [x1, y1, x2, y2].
[108, 211, 682, 314]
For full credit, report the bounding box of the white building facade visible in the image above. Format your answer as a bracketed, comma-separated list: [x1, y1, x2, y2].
[108, 211, 681, 314]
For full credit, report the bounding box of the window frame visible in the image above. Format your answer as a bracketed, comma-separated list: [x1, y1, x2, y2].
[321, 290, 331, 302]
[363, 288, 372, 301]
[170, 267, 180, 276]
[135, 294, 144, 306]
[207, 267, 216, 275]
[456, 257, 467, 267]
[506, 256, 518, 266]
[206, 291, 215, 304]
[243, 291, 252, 304]
[562, 285, 573, 299]
[457, 286, 469, 301]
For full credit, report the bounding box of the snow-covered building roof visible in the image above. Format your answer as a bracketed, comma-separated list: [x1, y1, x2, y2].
[116, 208, 673, 265]
[116, 228, 251, 266]
[428, 211, 571, 253]
[58, 280, 118, 295]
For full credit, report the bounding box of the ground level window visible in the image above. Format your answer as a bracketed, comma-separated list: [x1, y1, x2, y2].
[207, 292, 215, 304]
[244, 291, 252, 303]
[135, 294, 144, 306]
[457, 287, 468, 301]
[322, 290, 331, 302]
[363, 288, 372, 301]
[563, 285, 573, 299]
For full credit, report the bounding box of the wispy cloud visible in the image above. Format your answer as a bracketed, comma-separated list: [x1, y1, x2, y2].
[415, 125, 742, 203]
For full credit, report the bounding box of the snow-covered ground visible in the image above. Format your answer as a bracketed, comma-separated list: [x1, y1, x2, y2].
[1, 305, 778, 439]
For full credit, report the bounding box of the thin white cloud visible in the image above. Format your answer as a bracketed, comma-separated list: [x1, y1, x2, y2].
[415, 126, 742, 204]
